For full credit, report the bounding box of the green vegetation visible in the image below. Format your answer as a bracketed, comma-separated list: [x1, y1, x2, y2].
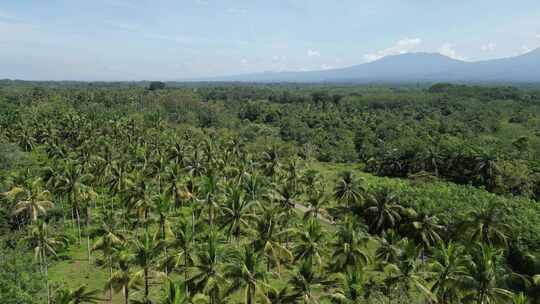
[1, 83, 540, 303]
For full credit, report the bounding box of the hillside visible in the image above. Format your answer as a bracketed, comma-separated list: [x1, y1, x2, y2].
[205, 48, 540, 83]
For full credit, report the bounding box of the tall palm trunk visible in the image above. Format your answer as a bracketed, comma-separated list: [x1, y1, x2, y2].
[86, 206, 92, 265]
[43, 247, 50, 304]
[144, 267, 150, 298]
[75, 206, 82, 244]
[109, 259, 113, 302]
[124, 285, 129, 304]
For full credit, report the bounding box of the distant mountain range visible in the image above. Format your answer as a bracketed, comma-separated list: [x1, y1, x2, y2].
[202, 48, 540, 83]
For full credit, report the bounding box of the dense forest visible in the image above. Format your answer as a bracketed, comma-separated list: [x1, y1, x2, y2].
[1, 82, 540, 304]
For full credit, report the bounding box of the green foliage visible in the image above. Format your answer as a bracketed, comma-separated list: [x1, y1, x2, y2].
[1, 83, 540, 303]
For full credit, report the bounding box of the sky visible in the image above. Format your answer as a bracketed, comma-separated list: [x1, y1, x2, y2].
[1, 0, 540, 81]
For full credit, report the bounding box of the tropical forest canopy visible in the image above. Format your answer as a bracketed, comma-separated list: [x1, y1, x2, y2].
[1, 82, 540, 304]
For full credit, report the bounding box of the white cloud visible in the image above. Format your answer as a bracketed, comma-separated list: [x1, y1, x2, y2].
[363, 38, 422, 62]
[195, 0, 209, 5]
[240, 58, 248, 65]
[536, 34, 540, 40]
[307, 49, 321, 57]
[481, 42, 496, 52]
[438, 43, 466, 61]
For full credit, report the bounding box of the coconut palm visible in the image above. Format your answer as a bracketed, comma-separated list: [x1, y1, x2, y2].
[26, 221, 68, 304]
[51, 285, 100, 304]
[262, 146, 281, 179]
[303, 190, 329, 221]
[329, 219, 371, 272]
[333, 171, 364, 208]
[251, 205, 292, 273]
[105, 248, 142, 304]
[161, 279, 190, 304]
[92, 217, 126, 301]
[406, 212, 444, 247]
[463, 245, 513, 304]
[429, 242, 470, 304]
[327, 270, 369, 304]
[302, 169, 322, 196]
[289, 261, 333, 304]
[55, 162, 95, 243]
[374, 230, 403, 266]
[162, 217, 196, 289]
[383, 242, 434, 303]
[154, 193, 174, 241]
[463, 203, 510, 248]
[267, 287, 299, 304]
[132, 232, 164, 300]
[201, 171, 220, 227]
[364, 188, 405, 234]
[187, 232, 228, 304]
[219, 186, 257, 242]
[294, 219, 326, 267]
[3, 179, 54, 224]
[224, 246, 269, 304]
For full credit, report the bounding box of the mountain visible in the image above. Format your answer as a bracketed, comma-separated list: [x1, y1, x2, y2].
[203, 48, 540, 83]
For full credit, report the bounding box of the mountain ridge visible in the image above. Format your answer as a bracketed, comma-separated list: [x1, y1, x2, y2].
[198, 48, 540, 83]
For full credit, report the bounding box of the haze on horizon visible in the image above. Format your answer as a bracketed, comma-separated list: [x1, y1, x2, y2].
[1, 0, 540, 81]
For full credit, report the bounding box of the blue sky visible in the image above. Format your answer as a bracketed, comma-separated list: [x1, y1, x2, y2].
[1, 0, 540, 80]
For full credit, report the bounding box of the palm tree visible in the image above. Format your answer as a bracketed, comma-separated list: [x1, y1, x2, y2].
[106, 249, 142, 304]
[201, 171, 220, 227]
[289, 261, 332, 304]
[132, 232, 164, 300]
[364, 187, 405, 234]
[302, 169, 322, 196]
[262, 146, 281, 180]
[3, 179, 54, 224]
[219, 186, 256, 242]
[52, 285, 100, 304]
[55, 162, 95, 243]
[242, 172, 266, 203]
[405, 211, 444, 258]
[251, 206, 292, 274]
[154, 193, 174, 241]
[329, 219, 371, 272]
[429, 242, 470, 304]
[463, 245, 513, 304]
[162, 217, 196, 289]
[163, 163, 184, 209]
[333, 171, 364, 208]
[383, 242, 434, 303]
[224, 246, 269, 304]
[374, 230, 404, 266]
[474, 150, 499, 191]
[187, 232, 227, 304]
[463, 203, 510, 248]
[303, 190, 329, 221]
[294, 219, 326, 267]
[92, 218, 126, 301]
[27, 221, 68, 304]
[272, 182, 298, 247]
[130, 179, 155, 232]
[512, 293, 529, 304]
[328, 270, 369, 304]
[267, 287, 299, 304]
[161, 279, 191, 304]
